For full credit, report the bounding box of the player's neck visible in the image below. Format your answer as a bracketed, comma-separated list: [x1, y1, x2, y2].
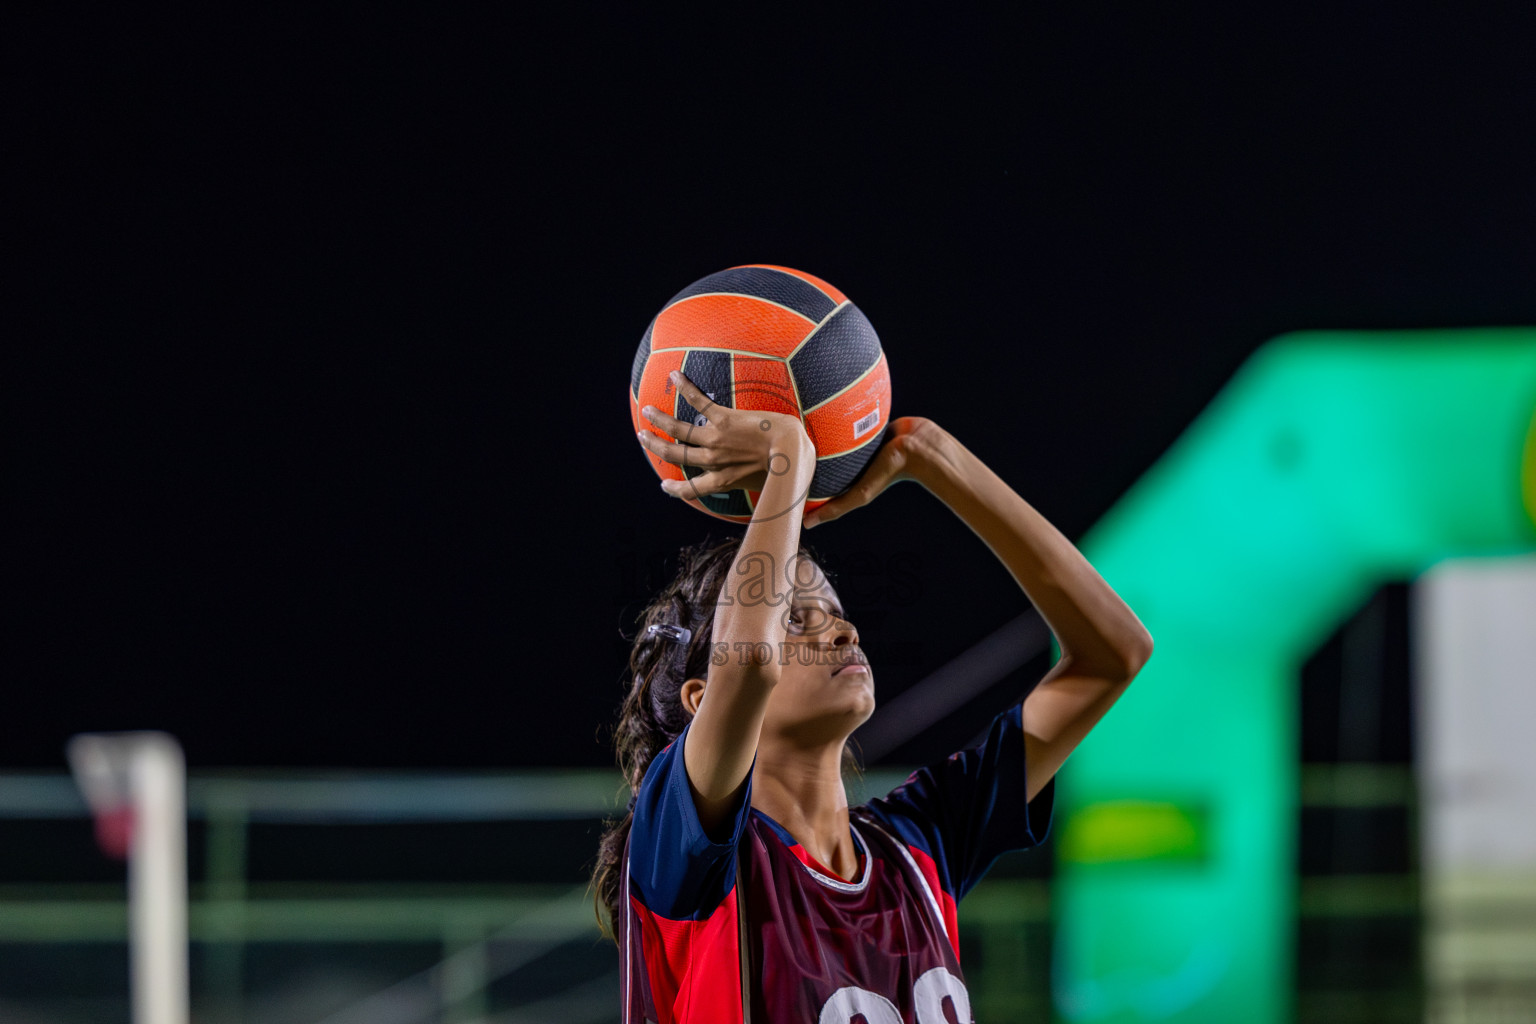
[751, 741, 859, 881]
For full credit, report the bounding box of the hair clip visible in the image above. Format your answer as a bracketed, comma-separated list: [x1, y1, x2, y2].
[646, 622, 691, 644]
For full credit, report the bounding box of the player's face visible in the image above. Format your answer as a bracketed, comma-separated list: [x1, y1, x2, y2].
[758, 564, 874, 748]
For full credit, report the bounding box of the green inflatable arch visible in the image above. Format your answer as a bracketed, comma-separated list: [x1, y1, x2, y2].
[1051, 328, 1536, 1023]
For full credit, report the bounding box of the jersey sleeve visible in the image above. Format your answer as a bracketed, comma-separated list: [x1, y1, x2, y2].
[864, 701, 1054, 903]
[627, 718, 756, 920]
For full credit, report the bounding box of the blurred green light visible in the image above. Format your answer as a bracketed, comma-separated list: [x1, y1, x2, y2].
[1058, 801, 1207, 866]
[1054, 329, 1536, 1024]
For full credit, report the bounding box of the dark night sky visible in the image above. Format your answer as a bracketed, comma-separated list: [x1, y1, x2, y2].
[8, 6, 1535, 768]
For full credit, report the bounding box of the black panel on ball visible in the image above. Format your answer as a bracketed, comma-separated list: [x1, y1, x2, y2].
[673, 351, 736, 436]
[630, 317, 654, 398]
[663, 267, 837, 324]
[701, 488, 754, 519]
[787, 304, 882, 412]
[809, 431, 886, 500]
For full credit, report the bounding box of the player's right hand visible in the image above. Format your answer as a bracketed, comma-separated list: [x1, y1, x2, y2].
[638, 368, 812, 498]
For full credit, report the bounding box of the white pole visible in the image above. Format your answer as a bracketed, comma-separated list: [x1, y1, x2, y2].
[68, 732, 190, 1024]
[130, 734, 189, 1024]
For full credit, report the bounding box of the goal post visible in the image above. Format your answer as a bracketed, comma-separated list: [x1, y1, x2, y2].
[67, 731, 190, 1024]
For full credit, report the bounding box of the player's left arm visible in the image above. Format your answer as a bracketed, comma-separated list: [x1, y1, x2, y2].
[899, 420, 1154, 802]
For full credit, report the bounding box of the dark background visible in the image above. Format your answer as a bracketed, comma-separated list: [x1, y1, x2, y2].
[8, 5, 1534, 769]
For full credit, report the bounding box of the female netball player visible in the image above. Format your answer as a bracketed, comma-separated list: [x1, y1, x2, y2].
[594, 368, 1153, 1023]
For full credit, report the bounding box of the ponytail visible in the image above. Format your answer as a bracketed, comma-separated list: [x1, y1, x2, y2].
[591, 535, 742, 937]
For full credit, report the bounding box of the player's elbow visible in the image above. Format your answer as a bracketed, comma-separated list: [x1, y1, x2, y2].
[1123, 635, 1154, 679]
[1064, 634, 1152, 684]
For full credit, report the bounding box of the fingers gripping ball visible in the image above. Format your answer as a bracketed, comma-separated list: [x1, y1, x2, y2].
[629, 265, 894, 524]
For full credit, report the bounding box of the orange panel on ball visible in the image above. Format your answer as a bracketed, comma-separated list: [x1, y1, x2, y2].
[727, 354, 800, 420]
[652, 294, 815, 360]
[633, 349, 690, 482]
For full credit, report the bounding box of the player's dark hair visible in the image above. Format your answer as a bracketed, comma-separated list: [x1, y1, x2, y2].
[591, 532, 862, 941]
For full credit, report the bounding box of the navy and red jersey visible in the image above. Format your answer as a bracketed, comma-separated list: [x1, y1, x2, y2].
[618, 702, 1054, 1023]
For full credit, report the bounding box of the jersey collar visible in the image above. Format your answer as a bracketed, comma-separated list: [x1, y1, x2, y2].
[752, 807, 872, 893]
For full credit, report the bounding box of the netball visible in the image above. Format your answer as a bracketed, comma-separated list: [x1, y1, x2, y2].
[630, 264, 893, 523]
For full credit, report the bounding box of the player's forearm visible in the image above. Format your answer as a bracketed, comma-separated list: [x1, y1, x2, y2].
[687, 425, 817, 810]
[713, 425, 818, 679]
[905, 425, 1152, 675]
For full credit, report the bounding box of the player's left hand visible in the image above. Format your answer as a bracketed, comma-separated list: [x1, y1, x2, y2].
[802, 416, 937, 529]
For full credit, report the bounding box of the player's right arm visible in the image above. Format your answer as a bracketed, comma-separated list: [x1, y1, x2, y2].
[638, 368, 816, 838]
